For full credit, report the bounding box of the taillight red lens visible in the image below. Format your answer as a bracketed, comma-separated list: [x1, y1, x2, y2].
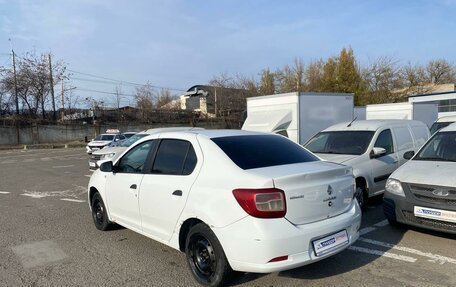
[232, 188, 286, 218]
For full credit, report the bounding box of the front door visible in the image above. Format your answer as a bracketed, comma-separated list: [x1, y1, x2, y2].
[370, 129, 399, 194]
[106, 140, 156, 231]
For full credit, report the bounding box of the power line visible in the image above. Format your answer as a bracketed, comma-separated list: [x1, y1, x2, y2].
[67, 69, 186, 92]
[74, 87, 137, 97]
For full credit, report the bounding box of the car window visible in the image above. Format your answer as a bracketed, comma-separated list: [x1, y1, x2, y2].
[411, 126, 429, 147]
[152, 140, 196, 175]
[212, 135, 318, 170]
[117, 140, 156, 173]
[374, 129, 394, 155]
[392, 126, 413, 151]
[305, 131, 374, 155]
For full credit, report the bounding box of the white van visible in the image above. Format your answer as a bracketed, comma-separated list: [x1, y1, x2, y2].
[429, 115, 456, 135]
[383, 123, 456, 234]
[305, 120, 430, 208]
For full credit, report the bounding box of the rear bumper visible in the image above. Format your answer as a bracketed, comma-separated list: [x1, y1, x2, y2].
[383, 193, 456, 234]
[213, 201, 361, 273]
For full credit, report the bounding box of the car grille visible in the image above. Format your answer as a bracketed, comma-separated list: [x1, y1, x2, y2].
[402, 211, 456, 232]
[91, 154, 102, 161]
[407, 183, 456, 206]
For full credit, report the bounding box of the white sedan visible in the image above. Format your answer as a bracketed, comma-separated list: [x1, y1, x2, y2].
[88, 129, 361, 286]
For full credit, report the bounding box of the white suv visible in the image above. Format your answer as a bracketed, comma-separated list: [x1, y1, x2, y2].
[88, 129, 361, 286]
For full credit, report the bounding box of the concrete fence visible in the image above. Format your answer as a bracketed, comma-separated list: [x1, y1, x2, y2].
[0, 123, 224, 145]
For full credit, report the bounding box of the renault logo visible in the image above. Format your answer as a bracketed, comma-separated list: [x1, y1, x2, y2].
[327, 185, 334, 195]
[432, 189, 449, 197]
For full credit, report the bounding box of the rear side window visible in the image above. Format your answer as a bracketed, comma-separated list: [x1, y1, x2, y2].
[411, 126, 429, 147]
[212, 135, 318, 170]
[392, 126, 413, 151]
[152, 140, 197, 175]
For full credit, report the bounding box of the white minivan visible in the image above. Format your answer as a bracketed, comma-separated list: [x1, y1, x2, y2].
[305, 120, 430, 208]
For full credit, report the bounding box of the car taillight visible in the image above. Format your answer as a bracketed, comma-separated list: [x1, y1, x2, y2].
[232, 188, 286, 218]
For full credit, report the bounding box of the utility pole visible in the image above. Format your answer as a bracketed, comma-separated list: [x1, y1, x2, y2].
[48, 54, 56, 121]
[11, 50, 19, 115]
[61, 80, 65, 121]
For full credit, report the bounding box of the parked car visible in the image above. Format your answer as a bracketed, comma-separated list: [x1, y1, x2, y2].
[89, 127, 203, 170]
[383, 123, 456, 234]
[429, 115, 456, 135]
[88, 130, 361, 286]
[304, 120, 430, 209]
[86, 130, 125, 154]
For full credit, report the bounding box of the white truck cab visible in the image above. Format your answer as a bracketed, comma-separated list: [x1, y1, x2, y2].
[305, 120, 430, 208]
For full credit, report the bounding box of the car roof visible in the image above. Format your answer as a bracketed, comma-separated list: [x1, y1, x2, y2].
[140, 127, 204, 135]
[439, 122, 456, 132]
[322, 120, 425, 132]
[436, 115, 456, 123]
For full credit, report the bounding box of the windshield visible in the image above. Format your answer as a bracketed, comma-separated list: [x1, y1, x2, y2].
[95, 134, 115, 141]
[120, 134, 147, 147]
[414, 131, 456, 162]
[305, 131, 375, 155]
[430, 122, 453, 135]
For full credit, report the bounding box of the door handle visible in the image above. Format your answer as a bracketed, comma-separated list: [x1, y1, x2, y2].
[172, 190, 183, 196]
[130, 184, 137, 189]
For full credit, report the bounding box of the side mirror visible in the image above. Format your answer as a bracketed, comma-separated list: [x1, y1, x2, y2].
[99, 161, 114, 172]
[403, 150, 415, 160]
[370, 147, 386, 159]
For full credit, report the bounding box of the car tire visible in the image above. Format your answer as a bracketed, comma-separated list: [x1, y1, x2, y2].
[355, 185, 369, 210]
[185, 223, 232, 287]
[91, 193, 111, 231]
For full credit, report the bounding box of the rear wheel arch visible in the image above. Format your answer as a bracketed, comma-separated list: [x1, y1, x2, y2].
[178, 218, 204, 252]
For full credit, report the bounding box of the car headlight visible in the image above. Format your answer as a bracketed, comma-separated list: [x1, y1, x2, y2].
[100, 153, 116, 160]
[385, 178, 405, 197]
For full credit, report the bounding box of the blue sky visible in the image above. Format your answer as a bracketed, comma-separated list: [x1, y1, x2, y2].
[0, 0, 455, 106]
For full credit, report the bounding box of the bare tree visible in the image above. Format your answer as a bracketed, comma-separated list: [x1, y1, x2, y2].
[135, 82, 155, 120]
[0, 52, 66, 120]
[259, 68, 275, 95]
[361, 56, 401, 104]
[276, 58, 305, 93]
[425, 59, 456, 84]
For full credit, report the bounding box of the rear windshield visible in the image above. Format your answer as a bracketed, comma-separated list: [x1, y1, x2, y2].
[212, 135, 318, 170]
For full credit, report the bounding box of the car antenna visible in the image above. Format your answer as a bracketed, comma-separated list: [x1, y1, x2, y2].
[347, 116, 358, 127]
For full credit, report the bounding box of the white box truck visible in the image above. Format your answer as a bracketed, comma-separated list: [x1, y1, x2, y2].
[242, 92, 354, 144]
[366, 102, 438, 128]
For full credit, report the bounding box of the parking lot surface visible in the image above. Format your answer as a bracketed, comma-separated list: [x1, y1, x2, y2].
[0, 148, 455, 286]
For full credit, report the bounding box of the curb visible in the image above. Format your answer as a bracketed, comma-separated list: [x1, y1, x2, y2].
[0, 143, 87, 151]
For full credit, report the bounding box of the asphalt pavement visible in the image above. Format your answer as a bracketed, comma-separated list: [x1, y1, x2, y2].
[0, 148, 455, 287]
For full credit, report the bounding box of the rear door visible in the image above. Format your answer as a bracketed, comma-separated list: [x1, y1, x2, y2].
[391, 125, 415, 166]
[139, 135, 202, 241]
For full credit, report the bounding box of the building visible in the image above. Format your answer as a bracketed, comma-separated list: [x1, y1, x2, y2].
[180, 85, 250, 117]
[408, 90, 456, 117]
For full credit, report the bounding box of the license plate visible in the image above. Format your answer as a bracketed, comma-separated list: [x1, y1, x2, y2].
[89, 162, 96, 167]
[313, 230, 349, 257]
[414, 206, 456, 223]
